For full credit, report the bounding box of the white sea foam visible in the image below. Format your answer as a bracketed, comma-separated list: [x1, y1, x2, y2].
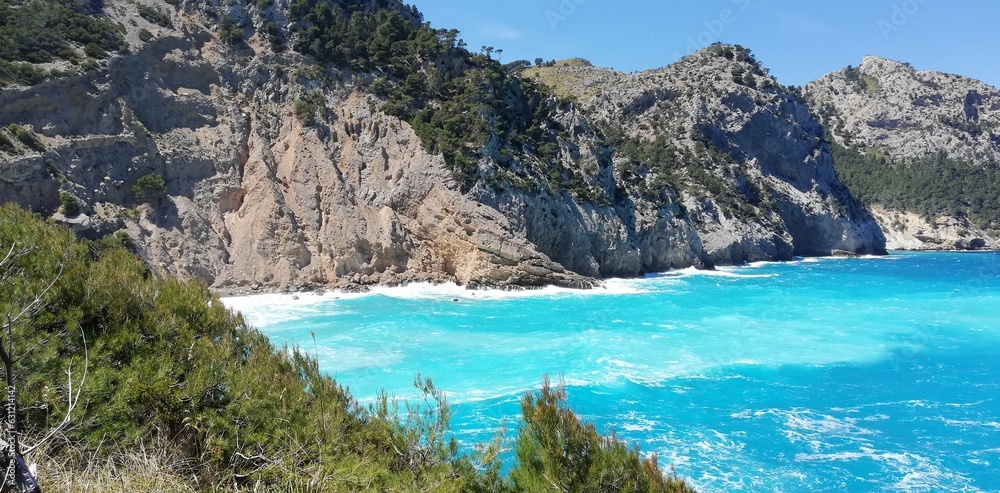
[366, 280, 656, 300]
[656, 427, 754, 493]
[224, 254, 903, 320]
[891, 461, 985, 493]
[222, 262, 809, 329]
[621, 423, 653, 432]
[618, 411, 660, 433]
[451, 385, 527, 404]
[367, 282, 565, 301]
[221, 291, 358, 327]
[785, 415, 874, 438]
[643, 266, 779, 280]
[707, 270, 778, 279]
[795, 447, 909, 464]
[943, 400, 986, 407]
[224, 279, 649, 311]
[594, 278, 652, 295]
[561, 376, 597, 388]
[436, 376, 613, 406]
[792, 447, 986, 493]
[595, 357, 686, 387]
[221, 280, 658, 328]
[220, 290, 362, 312]
[936, 417, 1000, 430]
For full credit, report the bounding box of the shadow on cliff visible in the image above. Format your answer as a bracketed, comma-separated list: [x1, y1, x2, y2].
[110, 36, 223, 134]
[146, 198, 180, 230]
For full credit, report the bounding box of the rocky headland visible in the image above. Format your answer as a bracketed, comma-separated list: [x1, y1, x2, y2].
[19, 0, 1000, 293]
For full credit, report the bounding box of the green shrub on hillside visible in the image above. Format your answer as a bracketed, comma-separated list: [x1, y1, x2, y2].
[135, 3, 172, 28]
[0, 60, 49, 86]
[0, 203, 463, 490]
[7, 123, 44, 152]
[0, 0, 125, 84]
[0, 203, 697, 491]
[288, 3, 568, 191]
[293, 91, 325, 127]
[218, 16, 244, 46]
[133, 173, 166, 201]
[830, 143, 1000, 230]
[0, 129, 17, 153]
[512, 377, 696, 493]
[58, 192, 80, 216]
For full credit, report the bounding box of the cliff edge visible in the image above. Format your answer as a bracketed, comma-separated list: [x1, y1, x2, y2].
[0, 2, 888, 291]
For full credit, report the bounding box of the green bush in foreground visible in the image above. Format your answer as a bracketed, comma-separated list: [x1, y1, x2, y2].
[0, 203, 694, 492]
[512, 377, 694, 493]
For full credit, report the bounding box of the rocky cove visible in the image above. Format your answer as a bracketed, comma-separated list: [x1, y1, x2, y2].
[7, 0, 998, 294]
[4, 2, 1000, 491]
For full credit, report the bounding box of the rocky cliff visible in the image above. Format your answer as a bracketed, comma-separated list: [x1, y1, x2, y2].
[803, 55, 1000, 250]
[804, 55, 1000, 166]
[526, 46, 885, 264]
[0, 0, 885, 291]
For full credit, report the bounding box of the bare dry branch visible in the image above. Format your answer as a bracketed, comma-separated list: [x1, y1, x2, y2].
[1, 257, 65, 336]
[23, 326, 88, 455]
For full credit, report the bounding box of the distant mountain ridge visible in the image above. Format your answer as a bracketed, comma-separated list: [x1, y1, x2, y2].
[803, 55, 1000, 250]
[804, 55, 1000, 167]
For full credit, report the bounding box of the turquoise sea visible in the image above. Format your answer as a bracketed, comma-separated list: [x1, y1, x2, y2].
[223, 252, 1000, 492]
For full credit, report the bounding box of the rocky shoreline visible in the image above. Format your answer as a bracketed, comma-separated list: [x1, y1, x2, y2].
[211, 248, 894, 298]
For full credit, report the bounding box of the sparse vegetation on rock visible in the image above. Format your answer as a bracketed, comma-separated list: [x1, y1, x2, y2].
[7, 124, 44, 152]
[58, 192, 80, 216]
[0, 0, 125, 85]
[132, 173, 166, 202]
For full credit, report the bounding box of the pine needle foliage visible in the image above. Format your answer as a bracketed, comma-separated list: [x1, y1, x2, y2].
[1, 203, 696, 491]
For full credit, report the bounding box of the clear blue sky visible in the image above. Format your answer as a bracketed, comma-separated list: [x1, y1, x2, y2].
[415, 0, 999, 88]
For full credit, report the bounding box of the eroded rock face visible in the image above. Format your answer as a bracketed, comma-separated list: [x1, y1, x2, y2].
[804, 56, 1000, 166]
[526, 48, 886, 264]
[0, 27, 599, 290]
[0, 3, 886, 291]
[870, 206, 1000, 251]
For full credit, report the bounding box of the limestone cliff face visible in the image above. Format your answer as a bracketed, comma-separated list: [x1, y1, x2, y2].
[804, 55, 1000, 166]
[803, 55, 1000, 249]
[0, 50, 599, 290]
[526, 48, 885, 264]
[870, 206, 1000, 251]
[0, 2, 885, 291]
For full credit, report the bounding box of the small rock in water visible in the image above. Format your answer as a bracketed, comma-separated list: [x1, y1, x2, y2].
[830, 249, 860, 258]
